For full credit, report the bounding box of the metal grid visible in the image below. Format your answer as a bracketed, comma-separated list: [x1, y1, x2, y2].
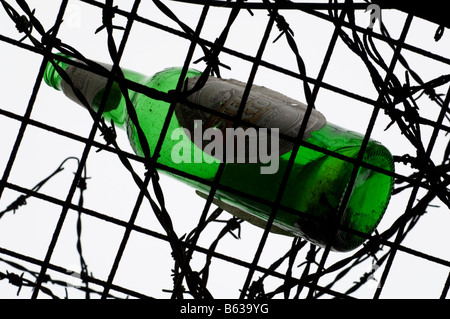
[0, 0, 449, 299]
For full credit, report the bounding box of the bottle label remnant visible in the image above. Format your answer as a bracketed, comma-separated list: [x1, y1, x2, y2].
[60, 61, 111, 111]
[175, 75, 326, 161]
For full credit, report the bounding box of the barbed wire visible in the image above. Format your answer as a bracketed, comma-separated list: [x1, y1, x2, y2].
[0, 0, 448, 299]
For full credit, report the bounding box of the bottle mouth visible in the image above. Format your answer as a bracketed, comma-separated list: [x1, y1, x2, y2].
[43, 53, 70, 90]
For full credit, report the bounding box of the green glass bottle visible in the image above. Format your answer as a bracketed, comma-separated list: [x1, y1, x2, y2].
[43, 54, 394, 252]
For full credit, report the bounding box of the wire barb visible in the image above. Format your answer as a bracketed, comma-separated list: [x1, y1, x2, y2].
[0, 0, 449, 300]
[95, 0, 125, 34]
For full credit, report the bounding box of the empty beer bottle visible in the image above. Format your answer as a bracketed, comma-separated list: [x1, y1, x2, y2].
[43, 54, 394, 252]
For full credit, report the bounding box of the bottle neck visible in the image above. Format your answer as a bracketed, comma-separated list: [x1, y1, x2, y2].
[43, 53, 69, 91]
[43, 54, 148, 128]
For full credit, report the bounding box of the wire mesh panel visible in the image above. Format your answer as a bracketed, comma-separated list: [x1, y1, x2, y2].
[0, 0, 449, 300]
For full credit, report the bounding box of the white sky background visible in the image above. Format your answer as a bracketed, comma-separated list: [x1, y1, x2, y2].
[0, 0, 449, 299]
